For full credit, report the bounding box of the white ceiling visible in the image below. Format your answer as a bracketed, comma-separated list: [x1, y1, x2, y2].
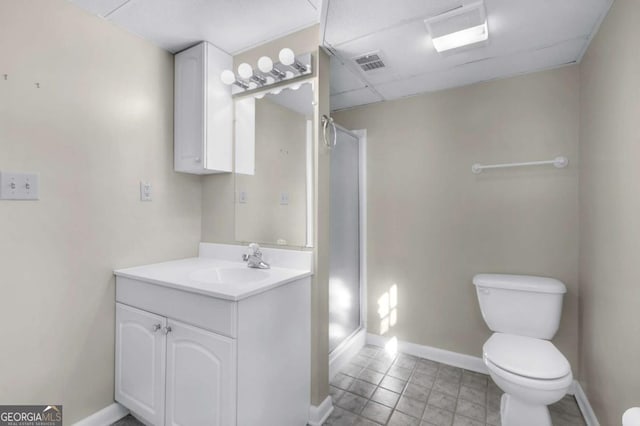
[69, 0, 319, 54]
[69, 0, 612, 111]
[326, 0, 613, 110]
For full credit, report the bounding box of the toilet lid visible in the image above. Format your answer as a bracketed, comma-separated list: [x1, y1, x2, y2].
[483, 333, 571, 380]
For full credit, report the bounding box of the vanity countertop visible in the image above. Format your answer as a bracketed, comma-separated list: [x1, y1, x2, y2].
[114, 244, 313, 301]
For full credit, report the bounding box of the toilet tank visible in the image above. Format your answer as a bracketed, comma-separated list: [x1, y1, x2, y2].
[473, 274, 567, 340]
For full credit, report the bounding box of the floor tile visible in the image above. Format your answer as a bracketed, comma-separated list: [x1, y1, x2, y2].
[460, 372, 487, 391]
[388, 410, 421, 426]
[361, 401, 393, 425]
[455, 399, 485, 423]
[388, 365, 413, 381]
[352, 354, 373, 368]
[358, 368, 385, 385]
[395, 395, 427, 419]
[349, 379, 377, 399]
[326, 407, 361, 426]
[458, 385, 485, 406]
[410, 371, 436, 389]
[330, 385, 345, 401]
[427, 391, 457, 412]
[353, 416, 382, 426]
[369, 358, 394, 374]
[403, 383, 430, 402]
[371, 387, 401, 408]
[451, 414, 483, 426]
[432, 377, 460, 397]
[380, 375, 407, 393]
[343, 363, 365, 378]
[360, 346, 380, 358]
[395, 356, 418, 370]
[331, 372, 356, 390]
[422, 405, 454, 426]
[336, 391, 368, 414]
[332, 345, 588, 426]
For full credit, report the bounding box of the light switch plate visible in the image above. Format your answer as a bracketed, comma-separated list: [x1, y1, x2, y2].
[0, 172, 39, 200]
[140, 182, 152, 201]
[238, 191, 247, 204]
[280, 192, 289, 205]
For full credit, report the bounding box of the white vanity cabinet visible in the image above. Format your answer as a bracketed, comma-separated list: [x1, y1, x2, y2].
[115, 303, 236, 426]
[174, 41, 232, 174]
[114, 246, 312, 426]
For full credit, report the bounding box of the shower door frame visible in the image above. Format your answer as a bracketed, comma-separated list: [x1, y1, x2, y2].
[328, 125, 367, 378]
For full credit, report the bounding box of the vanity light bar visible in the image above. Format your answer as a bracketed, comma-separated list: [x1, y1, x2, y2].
[220, 48, 313, 95]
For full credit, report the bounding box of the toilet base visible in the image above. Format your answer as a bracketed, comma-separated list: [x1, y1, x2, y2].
[501, 393, 552, 426]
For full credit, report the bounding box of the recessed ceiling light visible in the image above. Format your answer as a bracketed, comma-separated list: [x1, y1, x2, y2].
[425, 0, 489, 53]
[431, 21, 488, 52]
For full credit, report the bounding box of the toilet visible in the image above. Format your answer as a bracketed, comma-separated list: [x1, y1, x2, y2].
[473, 274, 573, 426]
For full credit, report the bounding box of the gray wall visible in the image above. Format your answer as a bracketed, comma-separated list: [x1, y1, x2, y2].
[0, 1, 202, 423]
[579, 0, 640, 424]
[334, 66, 580, 369]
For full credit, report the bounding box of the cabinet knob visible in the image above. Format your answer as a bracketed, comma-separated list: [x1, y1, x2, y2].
[152, 324, 161, 332]
[162, 326, 172, 334]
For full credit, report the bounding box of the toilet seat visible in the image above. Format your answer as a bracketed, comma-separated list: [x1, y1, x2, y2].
[484, 357, 573, 392]
[483, 333, 571, 380]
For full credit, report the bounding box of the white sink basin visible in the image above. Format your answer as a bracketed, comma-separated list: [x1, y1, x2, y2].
[189, 267, 270, 285]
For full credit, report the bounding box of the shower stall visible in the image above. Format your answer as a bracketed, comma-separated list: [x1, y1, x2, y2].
[328, 123, 365, 357]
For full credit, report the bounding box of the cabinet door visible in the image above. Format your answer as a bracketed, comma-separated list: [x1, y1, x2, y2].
[115, 304, 166, 426]
[165, 319, 236, 426]
[175, 43, 206, 173]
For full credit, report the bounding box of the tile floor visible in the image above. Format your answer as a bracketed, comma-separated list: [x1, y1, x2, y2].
[326, 345, 586, 426]
[110, 344, 586, 426]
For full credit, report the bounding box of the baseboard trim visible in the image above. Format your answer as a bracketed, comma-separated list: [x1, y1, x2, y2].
[329, 327, 367, 381]
[573, 381, 600, 426]
[308, 395, 334, 426]
[366, 333, 489, 375]
[72, 403, 129, 426]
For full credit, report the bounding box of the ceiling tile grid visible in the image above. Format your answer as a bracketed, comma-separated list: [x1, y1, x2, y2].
[325, 0, 613, 110]
[69, 0, 613, 111]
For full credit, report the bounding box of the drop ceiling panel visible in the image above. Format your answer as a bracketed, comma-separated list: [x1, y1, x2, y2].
[326, 0, 612, 109]
[331, 87, 383, 111]
[375, 38, 584, 98]
[70, 0, 129, 17]
[330, 57, 368, 95]
[100, 0, 318, 53]
[324, 0, 480, 46]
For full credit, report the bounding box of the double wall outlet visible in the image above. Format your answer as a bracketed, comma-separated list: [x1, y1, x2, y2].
[0, 172, 39, 200]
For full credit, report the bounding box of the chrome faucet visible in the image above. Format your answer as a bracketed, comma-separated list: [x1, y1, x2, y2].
[242, 243, 270, 269]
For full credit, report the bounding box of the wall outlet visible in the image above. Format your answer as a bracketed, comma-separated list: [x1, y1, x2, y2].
[0, 172, 39, 200]
[140, 182, 152, 201]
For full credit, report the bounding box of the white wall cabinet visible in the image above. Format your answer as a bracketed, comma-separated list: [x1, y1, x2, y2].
[115, 274, 311, 426]
[174, 41, 232, 174]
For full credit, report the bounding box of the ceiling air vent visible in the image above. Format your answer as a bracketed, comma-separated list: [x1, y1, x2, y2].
[354, 52, 386, 72]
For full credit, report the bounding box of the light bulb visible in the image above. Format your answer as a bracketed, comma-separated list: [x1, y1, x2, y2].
[266, 76, 275, 84]
[220, 70, 236, 85]
[257, 56, 274, 73]
[285, 70, 295, 79]
[272, 88, 282, 95]
[279, 48, 295, 66]
[290, 83, 301, 90]
[248, 81, 258, 89]
[255, 93, 265, 99]
[238, 63, 253, 80]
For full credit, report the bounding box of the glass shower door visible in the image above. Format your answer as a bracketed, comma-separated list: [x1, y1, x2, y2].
[329, 127, 361, 353]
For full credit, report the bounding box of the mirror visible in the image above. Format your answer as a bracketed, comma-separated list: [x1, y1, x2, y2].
[234, 80, 314, 247]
